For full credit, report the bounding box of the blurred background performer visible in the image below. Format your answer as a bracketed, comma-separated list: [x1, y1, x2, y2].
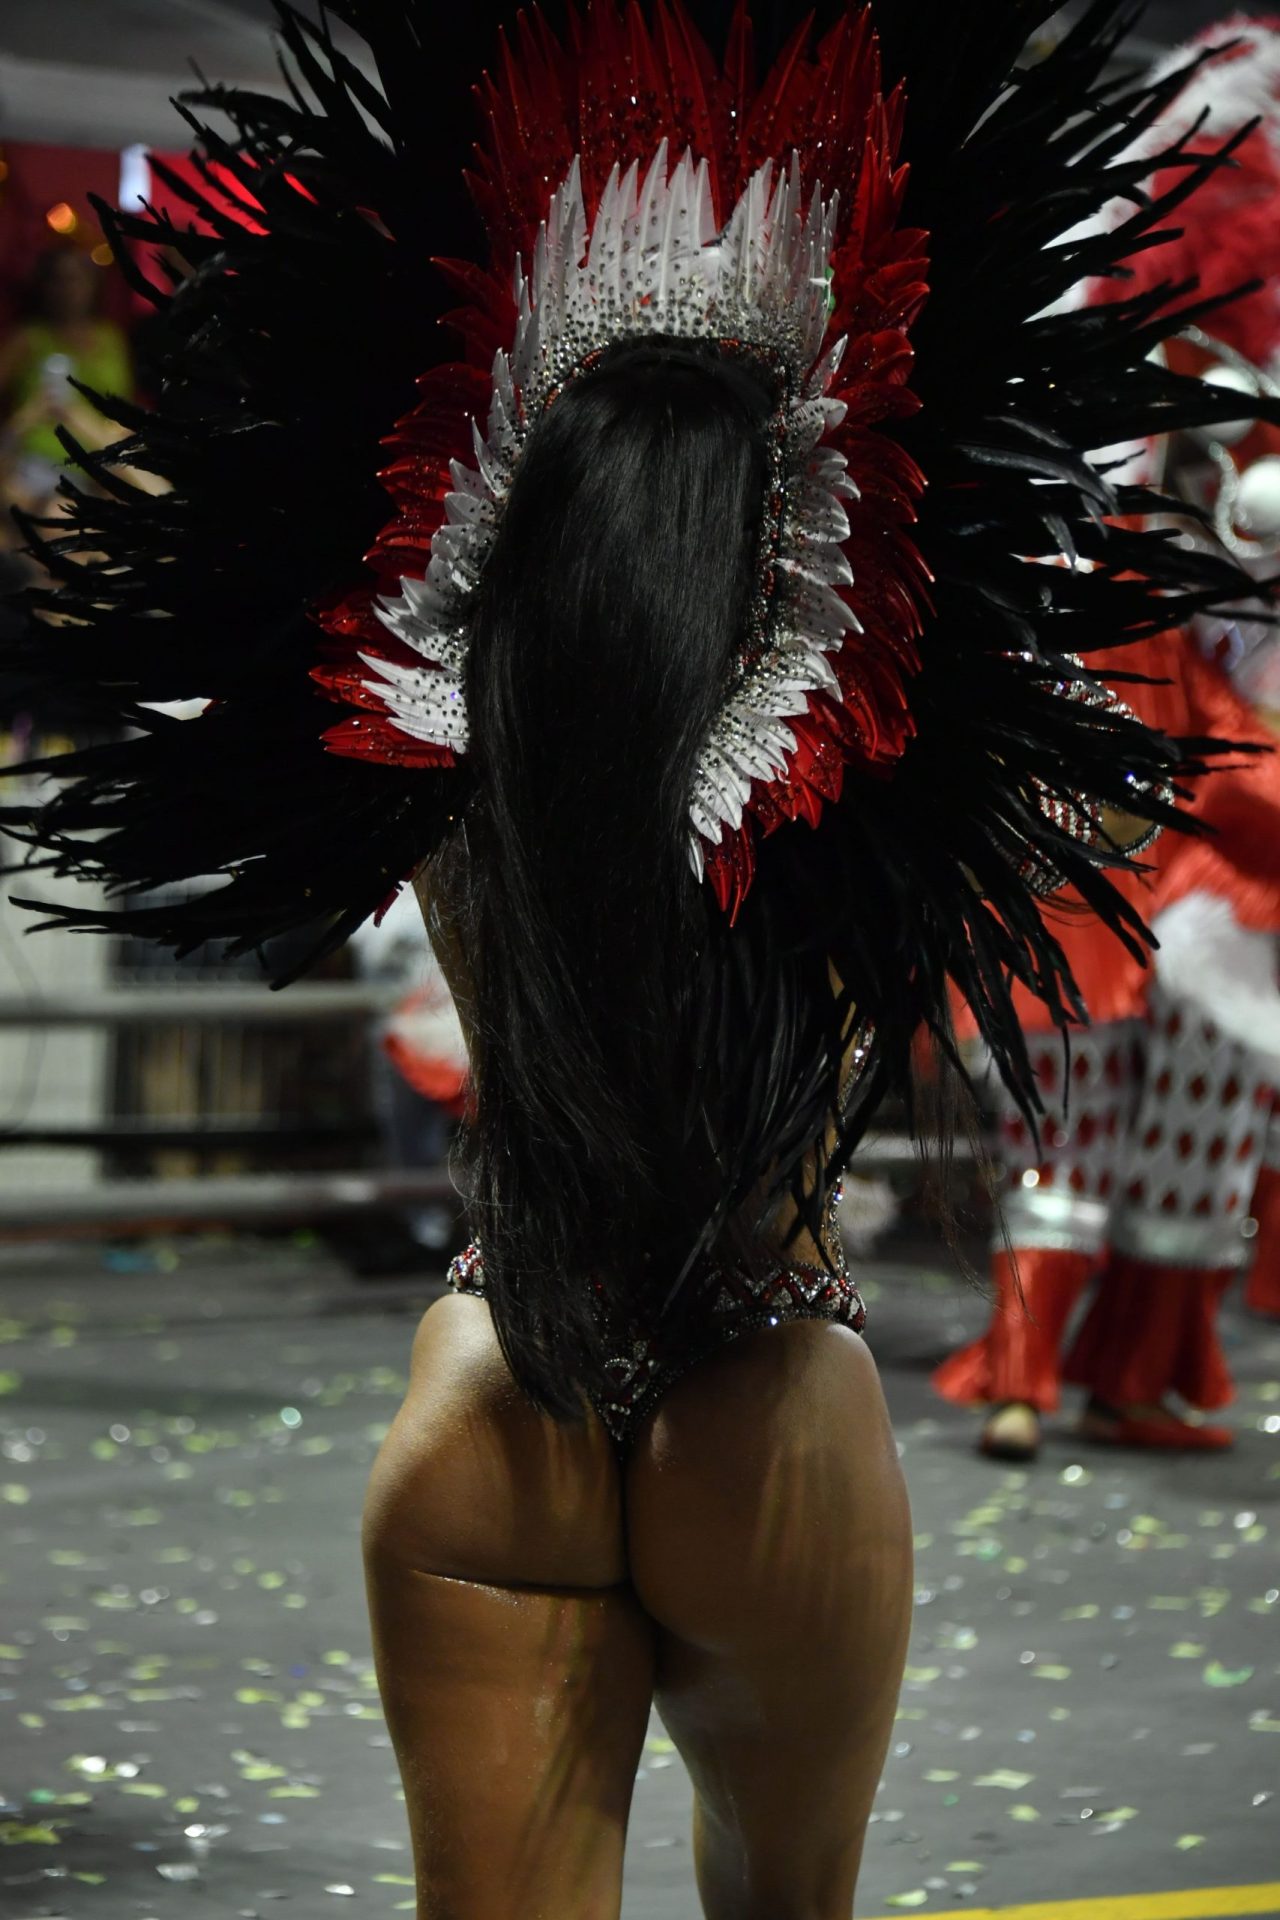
[4, 3, 1280, 1912]
[0, 245, 133, 514]
[937, 14, 1280, 1462]
[935, 630, 1280, 1459]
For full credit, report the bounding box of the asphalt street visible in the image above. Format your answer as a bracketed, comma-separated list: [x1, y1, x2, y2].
[1, 1231, 1277, 1918]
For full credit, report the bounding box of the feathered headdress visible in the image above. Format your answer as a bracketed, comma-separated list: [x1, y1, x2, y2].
[4, 0, 1277, 1128]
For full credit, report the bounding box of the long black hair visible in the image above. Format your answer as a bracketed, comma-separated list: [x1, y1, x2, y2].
[449, 335, 828, 1417]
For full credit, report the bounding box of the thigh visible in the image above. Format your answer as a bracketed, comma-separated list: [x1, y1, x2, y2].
[364, 1559, 654, 1918]
[625, 1321, 913, 1919]
[364, 1295, 655, 1919]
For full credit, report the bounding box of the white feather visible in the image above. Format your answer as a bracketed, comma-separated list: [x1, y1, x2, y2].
[361, 144, 862, 875]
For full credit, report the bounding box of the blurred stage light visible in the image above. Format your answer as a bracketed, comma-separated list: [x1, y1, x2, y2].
[91, 242, 114, 267]
[46, 202, 78, 234]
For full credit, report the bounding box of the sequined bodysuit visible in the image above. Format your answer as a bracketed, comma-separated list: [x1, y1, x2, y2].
[446, 1204, 866, 1452]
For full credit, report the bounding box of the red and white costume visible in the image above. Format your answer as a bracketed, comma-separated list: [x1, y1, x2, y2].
[935, 632, 1280, 1425]
[937, 18, 1280, 1432]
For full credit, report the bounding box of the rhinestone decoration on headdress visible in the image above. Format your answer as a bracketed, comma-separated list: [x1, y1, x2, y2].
[357, 142, 862, 876]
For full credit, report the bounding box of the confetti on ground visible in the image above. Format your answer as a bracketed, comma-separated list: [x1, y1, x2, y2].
[2, 1237, 1278, 1914]
[1203, 1661, 1256, 1688]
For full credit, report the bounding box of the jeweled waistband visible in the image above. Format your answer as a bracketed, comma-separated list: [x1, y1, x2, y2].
[445, 1241, 865, 1449]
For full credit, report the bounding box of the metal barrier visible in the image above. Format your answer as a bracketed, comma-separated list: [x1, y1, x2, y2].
[0, 1167, 454, 1233]
[0, 978, 974, 1235]
[0, 983, 403, 1026]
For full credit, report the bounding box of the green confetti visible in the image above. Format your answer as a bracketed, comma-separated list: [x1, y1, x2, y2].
[885, 1894, 929, 1910]
[374, 1874, 416, 1886]
[0, 1369, 23, 1392]
[903, 1666, 941, 1684]
[1176, 1834, 1206, 1850]
[0, 1822, 62, 1846]
[1061, 1604, 1099, 1621]
[923, 1769, 960, 1784]
[1032, 1664, 1071, 1681]
[1095, 1806, 1139, 1824]
[1170, 1642, 1206, 1659]
[1203, 1660, 1254, 1688]
[1249, 1712, 1280, 1733]
[1, 1483, 30, 1505]
[975, 1769, 1034, 1791]
[1008, 1804, 1040, 1822]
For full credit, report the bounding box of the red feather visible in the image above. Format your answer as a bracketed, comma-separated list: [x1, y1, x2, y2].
[316, 1, 932, 911]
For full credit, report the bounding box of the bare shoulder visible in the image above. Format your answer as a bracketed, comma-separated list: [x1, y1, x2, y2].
[362, 1293, 629, 1590]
